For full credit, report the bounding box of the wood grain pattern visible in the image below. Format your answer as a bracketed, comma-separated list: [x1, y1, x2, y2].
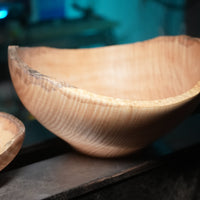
[0, 112, 25, 171]
[8, 35, 200, 157]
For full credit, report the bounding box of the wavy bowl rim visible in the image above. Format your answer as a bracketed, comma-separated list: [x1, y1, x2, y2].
[8, 40, 200, 108]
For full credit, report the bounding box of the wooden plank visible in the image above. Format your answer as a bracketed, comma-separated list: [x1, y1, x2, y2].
[0, 114, 199, 200]
[0, 150, 157, 200]
[68, 146, 200, 200]
[3, 138, 71, 171]
[1, 143, 200, 200]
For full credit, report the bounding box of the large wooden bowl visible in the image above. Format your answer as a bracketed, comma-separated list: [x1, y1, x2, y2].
[8, 36, 200, 157]
[0, 112, 25, 171]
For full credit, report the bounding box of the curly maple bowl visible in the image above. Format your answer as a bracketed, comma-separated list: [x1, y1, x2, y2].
[8, 36, 200, 157]
[0, 112, 25, 171]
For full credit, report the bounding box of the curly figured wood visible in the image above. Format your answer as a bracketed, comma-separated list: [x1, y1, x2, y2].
[8, 35, 200, 157]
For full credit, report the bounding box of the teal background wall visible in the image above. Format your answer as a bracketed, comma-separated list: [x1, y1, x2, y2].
[94, 0, 186, 43]
[30, 0, 186, 44]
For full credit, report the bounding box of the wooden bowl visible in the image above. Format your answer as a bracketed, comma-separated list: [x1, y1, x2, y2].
[8, 35, 200, 157]
[0, 112, 25, 171]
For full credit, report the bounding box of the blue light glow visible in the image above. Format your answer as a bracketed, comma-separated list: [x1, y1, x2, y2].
[0, 9, 8, 19]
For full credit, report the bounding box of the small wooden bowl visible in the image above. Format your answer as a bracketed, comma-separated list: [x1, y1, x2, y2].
[0, 112, 25, 171]
[8, 35, 200, 157]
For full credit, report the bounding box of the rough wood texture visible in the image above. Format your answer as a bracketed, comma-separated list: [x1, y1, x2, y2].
[8, 35, 200, 157]
[0, 112, 25, 171]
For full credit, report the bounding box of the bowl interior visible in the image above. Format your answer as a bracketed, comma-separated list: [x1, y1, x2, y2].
[0, 119, 15, 155]
[17, 36, 200, 101]
[0, 113, 24, 155]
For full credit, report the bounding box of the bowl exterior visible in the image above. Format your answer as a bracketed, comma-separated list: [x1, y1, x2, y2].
[8, 48, 200, 157]
[0, 133, 24, 171]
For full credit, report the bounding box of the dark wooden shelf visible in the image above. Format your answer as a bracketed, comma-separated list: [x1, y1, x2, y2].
[0, 113, 200, 200]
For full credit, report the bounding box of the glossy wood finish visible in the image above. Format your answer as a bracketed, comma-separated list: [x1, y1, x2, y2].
[8, 35, 200, 157]
[0, 112, 25, 171]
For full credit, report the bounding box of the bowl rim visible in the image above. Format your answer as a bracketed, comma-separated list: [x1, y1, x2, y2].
[8, 40, 200, 108]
